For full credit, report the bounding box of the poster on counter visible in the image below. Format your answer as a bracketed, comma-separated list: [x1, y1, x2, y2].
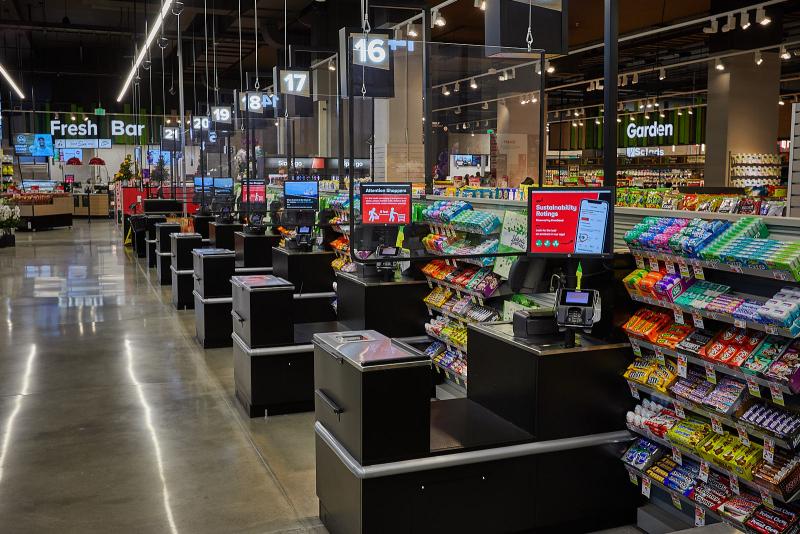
[528, 189, 614, 257]
[493, 210, 528, 279]
[360, 183, 411, 225]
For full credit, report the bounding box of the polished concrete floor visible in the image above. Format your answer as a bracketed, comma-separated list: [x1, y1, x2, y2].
[0, 221, 323, 533]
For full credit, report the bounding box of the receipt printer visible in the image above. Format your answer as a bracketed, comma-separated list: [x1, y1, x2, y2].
[555, 289, 601, 332]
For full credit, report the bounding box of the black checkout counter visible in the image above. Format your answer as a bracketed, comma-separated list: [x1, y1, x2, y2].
[314, 327, 638, 534]
[209, 221, 242, 251]
[170, 233, 203, 309]
[192, 248, 235, 348]
[155, 222, 181, 285]
[234, 231, 281, 273]
[335, 271, 429, 337]
[231, 274, 345, 417]
[272, 246, 336, 323]
[192, 214, 214, 240]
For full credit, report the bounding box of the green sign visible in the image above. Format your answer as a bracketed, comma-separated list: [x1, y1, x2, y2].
[94, 107, 106, 116]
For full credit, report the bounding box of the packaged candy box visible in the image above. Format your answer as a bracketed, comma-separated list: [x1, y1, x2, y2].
[765, 340, 800, 393]
[621, 438, 663, 472]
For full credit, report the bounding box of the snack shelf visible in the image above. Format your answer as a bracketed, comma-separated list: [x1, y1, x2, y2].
[425, 276, 496, 305]
[626, 425, 800, 504]
[629, 337, 795, 395]
[623, 464, 750, 531]
[426, 331, 467, 354]
[629, 292, 798, 339]
[626, 380, 798, 451]
[425, 221, 501, 237]
[432, 358, 468, 386]
[426, 303, 476, 325]
[426, 250, 495, 268]
[629, 249, 798, 283]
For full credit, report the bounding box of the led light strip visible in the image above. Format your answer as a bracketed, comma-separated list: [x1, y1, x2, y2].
[0, 62, 25, 99]
[116, 0, 174, 102]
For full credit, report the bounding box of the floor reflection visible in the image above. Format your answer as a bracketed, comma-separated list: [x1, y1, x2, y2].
[0, 344, 36, 484]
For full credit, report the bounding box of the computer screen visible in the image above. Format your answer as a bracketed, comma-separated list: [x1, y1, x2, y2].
[193, 177, 214, 191]
[213, 177, 233, 194]
[15, 133, 54, 157]
[284, 180, 319, 210]
[527, 188, 614, 258]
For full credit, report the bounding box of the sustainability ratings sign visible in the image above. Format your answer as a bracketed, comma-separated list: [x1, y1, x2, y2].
[360, 183, 411, 225]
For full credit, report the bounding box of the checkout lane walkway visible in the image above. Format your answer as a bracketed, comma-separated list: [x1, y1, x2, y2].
[0, 220, 323, 533]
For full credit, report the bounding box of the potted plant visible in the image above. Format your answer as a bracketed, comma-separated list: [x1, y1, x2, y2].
[0, 199, 21, 247]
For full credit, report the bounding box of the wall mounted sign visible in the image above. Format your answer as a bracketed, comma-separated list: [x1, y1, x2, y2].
[626, 122, 674, 140]
[50, 119, 144, 137]
[626, 147, 666, 157]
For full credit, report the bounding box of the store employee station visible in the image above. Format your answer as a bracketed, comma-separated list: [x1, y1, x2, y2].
[10, 0, 800, 532]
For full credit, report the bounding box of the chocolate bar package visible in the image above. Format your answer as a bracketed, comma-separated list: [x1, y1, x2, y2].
[766, 340, 800, 394]
[677, 330, 714, 355]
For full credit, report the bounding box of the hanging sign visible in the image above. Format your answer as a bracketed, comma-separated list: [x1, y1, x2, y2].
[161, 126, 181, 150]
[279, 70, 311, 98]
[210, 106, 232, 124]
[339, 27, 396, 98]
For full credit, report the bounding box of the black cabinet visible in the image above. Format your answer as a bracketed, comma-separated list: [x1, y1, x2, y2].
[192, 214, 215, 239]
[313, 331, 431, 466]
[231, 275, 295, 348]
[209, 222, 242, 250]
[171, 266, 194, 309]
[272, 247, 335, 294]
[155, 223, 181, 253]
[234, 232, 282, 269]
[170, 233, 202, 271]
[193, 292, 233, 348]
[192, 249, 235, 299]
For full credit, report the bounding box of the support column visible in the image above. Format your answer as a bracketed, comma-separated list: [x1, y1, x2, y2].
[705, 53, 780, 186]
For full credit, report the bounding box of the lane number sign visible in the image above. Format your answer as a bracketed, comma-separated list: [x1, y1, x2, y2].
[279, 70, 310, 97]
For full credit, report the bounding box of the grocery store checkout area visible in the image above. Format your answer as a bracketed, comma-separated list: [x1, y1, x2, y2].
[313, 188, 641, 533]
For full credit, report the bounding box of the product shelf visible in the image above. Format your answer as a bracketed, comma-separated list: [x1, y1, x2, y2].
[626, 380, 798, 451]
[628, 292, 798, 339]
[426, 331, 467, 355]
[425, 220, 501, 237]
[626, 425, 800, 504]
[426, 249, 495, 268]
[425, 276, 497, 305]
[629, 337, 795, 396]
[426, 302, 498, 326]
[622, 464, 752, 531]
[431, 358, 467, 386]
[629, 248, 798, 283]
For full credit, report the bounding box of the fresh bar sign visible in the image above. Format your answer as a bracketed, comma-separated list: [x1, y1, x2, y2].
[50, 119, 145, 137]
[626, 121, 674, 139]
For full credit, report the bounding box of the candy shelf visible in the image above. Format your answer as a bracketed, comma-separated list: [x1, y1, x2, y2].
[629, 249, 797, 283]
[425, 276, 502, 305]
[425, 221, 501, 236]
[628, 292, 798, 339]
[623, 464, 752, 531]
[427, 249, 494, 268]
[426, 330, 467, 354]
[626, 380, 798, 450]
[431, 358, 467, 386]
[626, 425, 800, 504]
[629, 337, 794, 396]
[427, 303, 474, 325]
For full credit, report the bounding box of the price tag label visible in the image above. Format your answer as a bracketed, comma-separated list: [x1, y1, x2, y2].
[679, 263, 690, 277]
[736, 425, 751, 448]
[674, 403, 686, 419]
[628, 469, 638, 486]
[705, 363, 717, 384]
[730, 474, 740, 495]
[692, 314, 705, 329]
[774, 270, 790, 281]
[766, 324, 779, 335]
[711, 416, 723, 435]
[769, 384, 785, 406]
[677, 354, 688, 379]
[648, 258, 660, 271]
[641, 477, 651, 498]
[734, 318, 746, 328]
[628, 381, 640, 400]
[764, 438, 775, 465]
[655, 346, 665, 365]
[631, 340, 642, 357]
[761, 489, 774, 508]
[699, 460, 710, 482]
[746, 376, 761, 398]
[635, 256, 646, 270]
[693, 265, 705, 280]
[732, 265, 744, 274]
[669, 262, 678, 275]
[427, 279, 433, 289]
[674, 310, 685, 324]
[672, 446, 683, 465]
[426, 306, 433, 317]
[695, 506, 706, 527]
[671, 494, 682, 510]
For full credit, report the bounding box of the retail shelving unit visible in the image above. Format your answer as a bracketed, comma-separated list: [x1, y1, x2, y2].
[620, 213, 800, 528]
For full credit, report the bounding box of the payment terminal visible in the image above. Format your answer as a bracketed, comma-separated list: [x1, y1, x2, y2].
[555, 288, 602, 332]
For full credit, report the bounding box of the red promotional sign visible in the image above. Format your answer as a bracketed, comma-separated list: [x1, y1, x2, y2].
[245, 183, 266, 204]
[361, 184, 412, 225]
[528, 188, 614, 256]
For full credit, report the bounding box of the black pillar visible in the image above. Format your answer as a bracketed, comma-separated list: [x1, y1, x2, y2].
[603, 0, 618, 188]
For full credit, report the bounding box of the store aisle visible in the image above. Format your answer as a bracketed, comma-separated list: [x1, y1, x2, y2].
[0, 221, 323, 534]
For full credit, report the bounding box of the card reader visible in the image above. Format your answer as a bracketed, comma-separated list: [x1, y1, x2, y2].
[555, 288, 601, 332]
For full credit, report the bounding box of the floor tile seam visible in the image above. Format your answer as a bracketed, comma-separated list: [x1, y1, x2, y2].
[128, 247, 313, 528]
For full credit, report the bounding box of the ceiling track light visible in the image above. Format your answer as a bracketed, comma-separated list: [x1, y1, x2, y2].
[703, 19, 719, 34]
[587, 80, 595, 91]
[469, 77, 478, 89]
[545, 60, 554, 74]
[482, 102, 489, 110]
[432, 9, 446, 28]
[618, 102, 624, 111]
[632, 72, 639, 84]
[756, 6, 771, 26]
[740, 10, 751, 30]
[328, 58, 336, 71]
[454, 106, 461, 114]
[715, 57, 725, 71]
[407, 23, 418, 38]
[474, 0, 486, 10]
[619, 74, 627, 87]
[0, 62, 25, 99]
[454, 81, 460, 93]
[442, 85, 451, 96]
[116, 0, 174, 102]
[535, 61, 542, 75]
[755, 50, 764, 66]
[722, 13, 735, 33]
[659, 67, 666, 81]
[779, 99, 786, 106]
[781, 46, 791, 61]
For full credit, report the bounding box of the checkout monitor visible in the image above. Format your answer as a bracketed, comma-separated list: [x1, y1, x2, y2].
[527, 187, 614, 258]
